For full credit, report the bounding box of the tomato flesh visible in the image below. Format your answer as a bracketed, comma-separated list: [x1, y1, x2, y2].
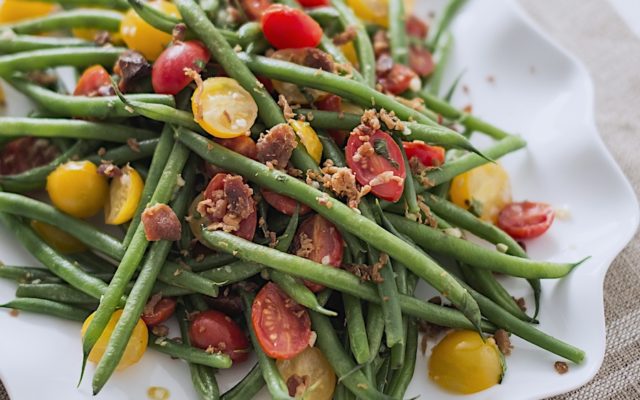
[276, 347, 337, 399]
[261, 189, 312, 216]
[498, 201, 555, 240]
[292, 214, 343, 292]
[189, 310, 250, 362]
[261, 5, 323, 49]
[152, 41, 210, 95]
[215, 136, 258, 160]
[378, 63, 419, 95]
[142, 297, 177, 327]
[346, 129, 406, 202]
[252, 282, 312, 360]
[403, 141, 445, 168]
[74, 65, 113, 97]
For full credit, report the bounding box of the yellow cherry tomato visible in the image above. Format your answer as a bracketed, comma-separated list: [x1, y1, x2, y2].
[276, 347, 337, 400]
[0, 0, 55, 23]
[346, 0, 414, 28]
[105, 165, 144, 225]
[429, 330, 503, 395]
[192, 77, 258, 139]
[30, 220, 87, 254]
[340, 42, 358, 67]
[46, 161, 109, 218]
[289, 120, 323, 164]
[449, 162, 512, 223]
[82, 309, 148, 371]
[120, 0, 178, 61]
[72, 28, 123, 44]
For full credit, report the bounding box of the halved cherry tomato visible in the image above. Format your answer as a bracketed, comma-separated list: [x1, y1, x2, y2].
[346, 129, 406, 202]
[216, 135, 258, 160]
[105, 165, 144, 225]
[0, 0, 55, 23]
[378, 63, 420, 95]
[74, 65, 113, 97]
[30, 220, 87, 254]
[409, 46, 435, 77]
[498, 201, 555, 240]
[291, 214, 343, 292]
[270, 49, 330, 104]
[276, 347, 337, 399]
[261, 188, 312, 216]
[120, 0, 179, 61]
[252, 282, 312, 360]
[192, 77, 258, 139]
[261, 5, 323, 49]
[0, 137, 58, 175]
[346, 0, 414, 28]
[202, 173, 257, 241]
[406, 15, 428, 38]
[289, 120, 323, 164]
[314, 95, 348, 146]
[141, 296, 177, 327]
[239, 0, 273, 20]
[46, 161, 109, 218]
[189, 310, 250, 362]
[403, 141, 445, 168]
[152, 41, 211, 95]
[296, 0, 329, 6]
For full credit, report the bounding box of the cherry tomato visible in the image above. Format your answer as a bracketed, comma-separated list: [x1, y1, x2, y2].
[215, 135, 258, 160]
[378, 63, 420, 95]
[141, 296, 177, 327]
[239, 0, 273, 20]
[46, 161, 109, 218]
[74, 65, 113, 97]
[429, 330, 503, 394]
[296, 0, 329, 7]
[252, 282, 312, 360]
[202, 173, 257, 241]
[409, 46, 435, 77]
[346, 0, 414, 28]
[270, 49, 329, 104]
[261, 5, 323, 49]
[498, 201, 555, 240]
[261, 188, 312, 216]
[189, 310, 250, 362]
[0, 137, 58, 175]
[403, 141, 445, 168]
[82, 309, 148, 371]
[289, 120, 323, 164]
[152, 41, 210, 95]
[406, 15, 428, 38]
[346, 129, 406, 202]
[120, 0, 179, 61]
[0, 0, 55, 23]
[30, 220, 87, 254]
[314, 95, 348, 145]
[105, 165, 144, 225]
[292, 214, 343, 292]
[276, 347, 337, 399]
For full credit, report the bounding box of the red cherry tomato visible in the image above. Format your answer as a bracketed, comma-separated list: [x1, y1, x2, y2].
[239, 0, 273, 20]
[409, 46, 435, 77]
[251, 282, 311, 360]
[152, 41, 210, 95]
[0, 137, 59, 175]
[297, 0, 329, 7]
[74, 65, 113, 97]
[314, 94, 348, 145]
[261, 5, 323, 49]
[403, 141, 445, 168]
[189, 310, 250, 362]
[498, 201, 555, 240]
[261, 189, 312, 216]
[346, 129, 406, 202]
[406, 15, 428, 39]
[203, 173, 257, 241]
[216, 136, 258, 160]
[378, 63, 419, 95]
[141, 297, 177, 327]
[291, 214, 343, 292]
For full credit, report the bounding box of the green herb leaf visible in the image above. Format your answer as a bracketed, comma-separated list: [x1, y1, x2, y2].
[373, 139, 400, 169]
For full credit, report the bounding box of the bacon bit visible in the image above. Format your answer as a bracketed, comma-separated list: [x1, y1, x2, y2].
[152, 324, 169, 338]
[316, 193, 333, 208]
[396, 96, 425, 111]
[406, 15, 429, 39]
[513, 297, 527, 312]
[172, 23, 187, 42]
[369, 170, 403, 187]
[417, 319, 448, 339]
[409, 46, 435, 77]
[256, 123, 297, 169]
[97, 161, 122, 178]
[333, 25, 357, 45]
[303, 48, 336, 73]
[144, 293, 163, 317]
[201, 175, 254, 234]
[286, 374, 310, 397]
[417, 196, 438, 227]
[463, 104, 473, 114]
[295, 233, 314, 259]
[486, 75, 495, 84]
[26, 71, 58, 86]
[379, 109, 405, 131]
[93, 31, 112, 46]
[373, 30, 390, 57]
[421, 333, 428, 355]
[462, 84, 470, 94]
[278, 94, 295, 120]
[142, 204, 182, 241]
[554, 361, 569, 374]
[371, 253, 388, 282]
[114, 50, 151, 93]
[493, 329, 513, 356]
[9, 309, 19, 317]
[127, 138, 140, 153]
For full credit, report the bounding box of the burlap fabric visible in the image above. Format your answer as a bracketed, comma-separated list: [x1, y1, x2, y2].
[1, 0, 638, 398]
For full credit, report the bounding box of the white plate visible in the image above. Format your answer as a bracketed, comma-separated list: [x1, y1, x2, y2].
[1, 0, 638, 399]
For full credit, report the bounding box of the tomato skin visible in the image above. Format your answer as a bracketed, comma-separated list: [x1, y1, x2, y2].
[261, 189, 312, 216]
[297, 0, 329, 6]
[261, 5, 323, 49]
[203, 173, 257, 241]
[409, 46, 435, 77]
[406, 15, 428, 38]
[252, 282, 312, 360]
[189, 310, 250, 362]
[152, 41, 210, 95]
[292, 214, 344, 292]
[314, 95, 348, 145]
[215, 136, 258, 160]
[141, 297, 177, 327]
[378, 63, 419, 95]
[239, 0, 273, 20]
[276, 347, 337, 400]
[74, 65, 113, 97]
[403, 141, 445, 168]
[498, 201, 555, 240]
[346, 129, 406, 202]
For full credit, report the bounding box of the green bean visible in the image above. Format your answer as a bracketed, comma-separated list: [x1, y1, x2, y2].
[342, 293, 370, 364]
[116, 97, 204, 133]
[198, 260, 263, 284]
[221, 363, 265, 400]
[0, 34, 92, 53]
[9, 78, 175, 119]
[306, 6, 339, 24]
[331, 0, 376, 87]
[81, 141, 189, 380]
[396, 136, 420, 215]
[0, 47, 123, 76]
[426, 32, 454, 95]
[0, 264, 59, 283]
[16, 283, 99, 305]
[366, 303, 385, 363]
[318, 36, 365, 83]
[179, 128, 482, 331]
[1, 9, 123, 35]
[310, 310, 390, 400]
[240, 292, 292, 400]
[148, 335, 232, 369]
[198, 0, 220, 19]
[384, 213, 584, 278]
[386, 319, 418, 398]
[157, 262, 220, 297]
[0, 213, 111, 301]
[186, 253, 238, 272]
[0, 297, 91, 321]
[0, 117, 156, 143]
[21, 0, 130, 10]
[428, 0, 468, 51]
[388, 0, 408, 65]
[375, 355, 391, 392]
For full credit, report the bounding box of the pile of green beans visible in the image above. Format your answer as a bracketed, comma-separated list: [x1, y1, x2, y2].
[0, 0, 588, 398]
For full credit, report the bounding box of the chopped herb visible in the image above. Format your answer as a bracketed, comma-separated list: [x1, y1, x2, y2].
[373, 139, 400, 168]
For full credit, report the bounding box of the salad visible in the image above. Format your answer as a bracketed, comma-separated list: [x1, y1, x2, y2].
[0, 0, 585, 398]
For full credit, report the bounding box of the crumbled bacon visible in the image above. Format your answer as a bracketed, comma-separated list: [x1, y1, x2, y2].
[0, 137, 59, 176]
[313, 161, 366, 208]
[286, 374, 310, 398]
[303, 48, 336, 73]
[333, 26, 357, 46]
[493, 329, 513, 356]
[513, 297, 527, 312]
[379, 109, 405, 131]
[256, 123, 297, 169]
[114, 50, 151, 93]
[344, 253, 387, 283]
[554, 361, 569, 374]
[127, 138, 141, 153]
[369, 171, 403, 187]
[97, 162, 122, 178]
[199, 173, 255, 236]
[142, 204, 182, 241]
[373, 30, 390, 57]
[406, 15, 429, 39]
[295, 233, 314, 259]
[278, 94, 295, 120]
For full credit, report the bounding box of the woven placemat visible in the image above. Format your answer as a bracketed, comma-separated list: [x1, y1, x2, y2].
[1, 0, 638, 399]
